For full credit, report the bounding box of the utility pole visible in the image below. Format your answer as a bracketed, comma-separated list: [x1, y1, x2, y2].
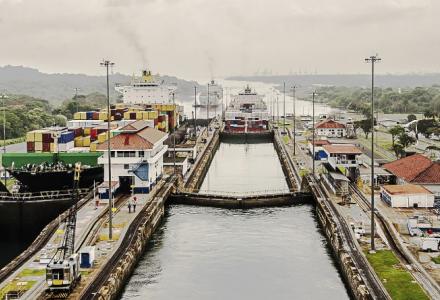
[172, 92, 176, 175]
[312, 91, 317, 177]
[1, 92, 7, 186]
[292, 85, 297, 155]
[276, 95, 279, 126]
[207, 83, 210, 123]
[283, 82, 286, 133]
[365, 54, 381, 252]
[194, 86, 197, 138]
[100, 59, 114, 240]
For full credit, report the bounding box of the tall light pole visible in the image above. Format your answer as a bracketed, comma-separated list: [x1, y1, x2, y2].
[1, 93, 7, 186]
[207, 83, 210, 122]
[100, 59, 114, 240]
[312, 91, 317, 177]
[292, 85, 297, 155]
[283, 82, 286, 133]
[194, 86, 197, 138]
[172, 92, 176, 175]
[365, 54, 381, 252]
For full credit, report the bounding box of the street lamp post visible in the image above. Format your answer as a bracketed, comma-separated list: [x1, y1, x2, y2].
[312, 91, 317, 177]
[207, 83, 210, 122]
[1, 93, 7, 186]
[292, 85, 297, 155]
[365, 54, 381, 252]
[100, 59, 114, 240]
[194, 86, 197, 138]
[283, 82, 286, 133]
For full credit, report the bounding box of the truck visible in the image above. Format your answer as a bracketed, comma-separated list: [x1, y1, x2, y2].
[420, 237, 440, 252]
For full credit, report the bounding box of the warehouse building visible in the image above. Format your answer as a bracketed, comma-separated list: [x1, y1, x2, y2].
[380, 184, 434, 208]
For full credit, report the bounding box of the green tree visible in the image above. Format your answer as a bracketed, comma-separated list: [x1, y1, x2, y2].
[397, 133, 417, 148]
[354, 119, 373, 139]
[392, 143, 404, 158]
[418, 119, 439, 138]
[407, 114, 417, 122]
[388, 126, 405, 146]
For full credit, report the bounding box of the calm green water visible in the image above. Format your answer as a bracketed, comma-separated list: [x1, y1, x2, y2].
[120, 143, 350, 300]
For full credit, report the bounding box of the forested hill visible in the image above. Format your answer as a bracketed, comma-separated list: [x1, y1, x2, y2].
[0, 65, 200, 104]
[227, 74, 440, 88]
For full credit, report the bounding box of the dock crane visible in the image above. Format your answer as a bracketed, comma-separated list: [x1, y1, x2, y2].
[46, 162, 82, 292]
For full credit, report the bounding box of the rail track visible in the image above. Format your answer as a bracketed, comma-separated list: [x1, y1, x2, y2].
[78, 176, 175, 300]
[307, 175, 390, 300]
[349, 183, 440, 299]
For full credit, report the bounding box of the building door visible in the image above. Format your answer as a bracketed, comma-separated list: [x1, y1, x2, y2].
[119, 176, 134, 194]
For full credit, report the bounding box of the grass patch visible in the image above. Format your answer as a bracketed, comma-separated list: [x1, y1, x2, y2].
[366, 250, 429, 300]
[432, 256, 440, 264]
[0, 280, 36, 299]
[282, 135, 289, 144]
[0, 136, 25, 147]
[19, 268, 45, 277]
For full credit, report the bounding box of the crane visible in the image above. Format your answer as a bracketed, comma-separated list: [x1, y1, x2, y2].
[46, 162, 82, 292]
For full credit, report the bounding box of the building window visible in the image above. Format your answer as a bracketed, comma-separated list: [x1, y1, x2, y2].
[117, 152, 124, 157]
[124, 164, 130, 169]
[110, 151, 115, 157]
[139, 151, 145, 157]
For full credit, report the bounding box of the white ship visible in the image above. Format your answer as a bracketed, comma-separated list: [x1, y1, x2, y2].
[115, 70, 176, 104]
[198, 80, 223, 107]
[224, 85, 270, 133]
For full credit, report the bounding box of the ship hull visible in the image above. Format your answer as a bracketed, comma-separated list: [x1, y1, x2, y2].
[11, 166, 103, 192]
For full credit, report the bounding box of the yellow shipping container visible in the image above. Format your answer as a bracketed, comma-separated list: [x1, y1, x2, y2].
[90, 141, 98, 152]
[136, 112, 142, 120]
[74, 137, 83, 147]
[35, 142, 43, 151]
[98, 132, 107, 143]
[83, 136, 91, 147]
[84, 127, 91, 135]
[80, 112, 87, 120]
[73, 112, 81, 120]
[34, 131, 43, 142]
[123, 112, 130, 120]
[142, 111, 149, 119]
[99, 112, 108, 120]
[26, 131, 35, 142]
[50, 143, 55, 152]
[148, 111, 158, 119]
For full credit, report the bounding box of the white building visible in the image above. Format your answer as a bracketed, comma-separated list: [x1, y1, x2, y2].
[323, 144, 363, 170]
[97, 120, 168, 195]
[381, 184, 434, 208]
[115, 70, 175, 105]
[315, 119, 346, 138]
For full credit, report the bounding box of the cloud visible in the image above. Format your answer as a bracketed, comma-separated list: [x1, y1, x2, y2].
[0, 0, 438, 78]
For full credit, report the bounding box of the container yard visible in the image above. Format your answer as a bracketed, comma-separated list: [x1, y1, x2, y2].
[25, 104, 181, 154]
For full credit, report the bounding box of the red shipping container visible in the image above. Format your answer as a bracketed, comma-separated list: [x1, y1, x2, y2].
[42, 133, 51, 143]
[90, 128, 98, 139]
[130, 112, 136, 119]
[97, 128, 107, 134]
[92, 112, 99, 120]
[154, 118, 158, 126]
[27, 142, 35, 152]
[42, 142, 51, 152]
[111, 109, 116, 116]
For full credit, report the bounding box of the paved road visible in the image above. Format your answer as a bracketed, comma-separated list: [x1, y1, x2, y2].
[4, 142, 26, 153]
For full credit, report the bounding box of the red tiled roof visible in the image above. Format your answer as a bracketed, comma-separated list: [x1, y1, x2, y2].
[383, 154, 433, 182]
[316, 119, 346, 129]
[412, 163, 440, 184]
[97, 133, 154, 150]
[96, 127, 167, 151]
[323, 144, 362, 154]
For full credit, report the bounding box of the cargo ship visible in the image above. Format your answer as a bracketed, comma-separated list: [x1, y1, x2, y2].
[223, 85, 270, 134]
[198, 80, 223, 107]
[115, 70, 176, 104]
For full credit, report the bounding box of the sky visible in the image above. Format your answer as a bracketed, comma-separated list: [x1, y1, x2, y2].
[0, 0, 439, 80]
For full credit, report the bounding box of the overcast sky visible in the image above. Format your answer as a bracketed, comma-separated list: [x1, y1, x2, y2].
[0, 0, 439, 80]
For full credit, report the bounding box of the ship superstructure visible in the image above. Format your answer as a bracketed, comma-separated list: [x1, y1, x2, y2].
[224, 85, 270, 133]
[115, 70, 176, 104]
[198, 80, 223, 107]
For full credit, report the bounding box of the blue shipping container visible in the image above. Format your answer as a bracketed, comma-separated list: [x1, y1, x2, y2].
[58, 131, 75, 143]
[86, 111, 94, 120]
